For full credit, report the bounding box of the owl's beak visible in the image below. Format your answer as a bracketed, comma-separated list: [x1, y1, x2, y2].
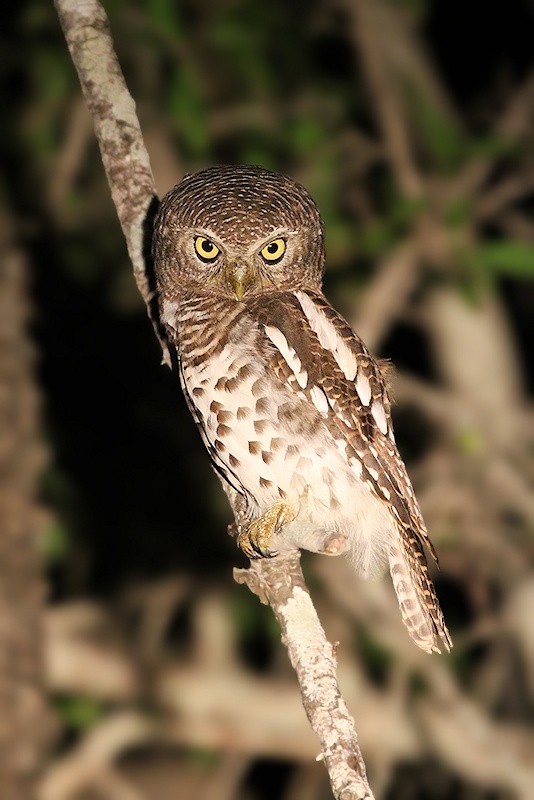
[228, 263, 254, 300]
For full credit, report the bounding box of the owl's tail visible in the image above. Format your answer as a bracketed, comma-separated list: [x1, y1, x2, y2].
[388, 533, 452, 654]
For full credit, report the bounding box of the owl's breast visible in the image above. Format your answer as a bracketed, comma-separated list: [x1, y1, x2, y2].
[179, 315, 298, 510]
[180, 322, 353, 508]
[174, 297, 395, 573]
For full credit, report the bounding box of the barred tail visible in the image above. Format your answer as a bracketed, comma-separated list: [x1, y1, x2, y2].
[389, 533, 452, 653]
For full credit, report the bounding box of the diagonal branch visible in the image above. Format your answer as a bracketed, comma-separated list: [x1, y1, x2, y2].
[54, 0, 167, 360]
[346, 0, 423, 199]
[235, 554, 374, 800]
[53, 1, 374, 797]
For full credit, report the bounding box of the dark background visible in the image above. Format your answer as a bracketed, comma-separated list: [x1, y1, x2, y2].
[2, 1, 534, 798]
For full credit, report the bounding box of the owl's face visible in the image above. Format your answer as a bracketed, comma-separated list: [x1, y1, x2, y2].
[153, 165, 325, 301]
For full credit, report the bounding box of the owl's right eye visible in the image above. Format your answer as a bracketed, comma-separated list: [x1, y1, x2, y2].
[194, 236, 220, 262]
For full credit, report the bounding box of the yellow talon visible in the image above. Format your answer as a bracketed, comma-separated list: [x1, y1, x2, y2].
[237, 502, 296, 558]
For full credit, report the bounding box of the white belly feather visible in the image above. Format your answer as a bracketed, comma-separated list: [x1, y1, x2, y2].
[181, 341, 395, 578]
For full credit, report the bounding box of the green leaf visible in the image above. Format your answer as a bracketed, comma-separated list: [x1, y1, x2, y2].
[455, 428, 485, 456]
[38, 520, 70, 563]
[241, 144, 277, 171]
[55, 696, 106, 730]
[144, 0, 183, 34]
[393, 0, 430, 23]
[406, 83, 466, 172]
[445, 198, 472, 228]
[167, 70, 210, 158]
[287, 118, 324, 154]
[467, 134, 519, 160]
[478, 241, 534, 279]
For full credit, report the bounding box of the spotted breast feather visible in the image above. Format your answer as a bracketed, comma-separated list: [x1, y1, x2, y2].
[170, 288, 451, 653]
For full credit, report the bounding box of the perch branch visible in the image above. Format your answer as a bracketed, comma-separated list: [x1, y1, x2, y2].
[235, 553, 374, 799]
[53, 1, 374, 797]
[54, 0, 167, 359]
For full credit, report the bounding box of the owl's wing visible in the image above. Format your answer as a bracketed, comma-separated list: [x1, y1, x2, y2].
[249, 289, 451, 653]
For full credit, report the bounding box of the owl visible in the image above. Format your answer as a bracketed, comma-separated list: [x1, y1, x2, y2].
[153, 165, 451, 654]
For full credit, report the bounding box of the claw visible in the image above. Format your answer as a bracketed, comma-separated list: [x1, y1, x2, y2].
[237, 502, 296, 559]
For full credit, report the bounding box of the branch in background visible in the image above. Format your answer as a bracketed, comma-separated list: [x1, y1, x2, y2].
[349, 239, 420, 352]
[474, 171, 534, 222]
[347, 0, 423, 199]
[53, 1, 375, 797]
[315, 557, 534, 799]
[0, 216, 54, 799]
[39, 711, 156, 800]
[47, 97, 93, 219]
[449, 71, 534, 202]
[42, 576, 534, 800]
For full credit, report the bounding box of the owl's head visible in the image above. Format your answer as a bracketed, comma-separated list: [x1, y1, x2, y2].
[153, 165, 325, 301]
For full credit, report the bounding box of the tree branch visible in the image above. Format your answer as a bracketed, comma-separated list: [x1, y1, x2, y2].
[53, 1, 375, 797]
[54, 0, 167, 360]
[235, 554, 373, 800]
[0, 214, 54, 798]
[346, 0, 423, 199]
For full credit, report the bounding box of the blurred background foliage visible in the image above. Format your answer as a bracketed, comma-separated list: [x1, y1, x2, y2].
[3, 0, 534, 798]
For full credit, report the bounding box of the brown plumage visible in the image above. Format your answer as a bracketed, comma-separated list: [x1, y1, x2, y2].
[153, 165, 451, 653]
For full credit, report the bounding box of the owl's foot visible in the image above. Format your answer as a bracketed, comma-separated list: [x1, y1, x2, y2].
[237, 502, 296, 559]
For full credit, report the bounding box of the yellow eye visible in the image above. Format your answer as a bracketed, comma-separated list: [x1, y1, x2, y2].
[194, 236, 220, 262]
[260, 238, 286, 263]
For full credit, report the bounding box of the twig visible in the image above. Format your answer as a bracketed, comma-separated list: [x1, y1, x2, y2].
[39, 711, 156, 800]
[53, 1, 375, 797]
[349, 239, 420, 352]
[54, 0, 167, 360]
[47, 97, 93, 217]
[235, 553, 374, 800]
[347, 0, 423, 199]
[449, 71, 534, 203]
[500, 209, 534, 241]
[475, 171, 534, 222]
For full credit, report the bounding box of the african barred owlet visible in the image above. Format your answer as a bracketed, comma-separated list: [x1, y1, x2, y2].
[153, 165, 451, 654]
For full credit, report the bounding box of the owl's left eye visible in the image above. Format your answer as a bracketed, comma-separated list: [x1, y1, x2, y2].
[194, 236, 220, 262]
[260, 238, 286, 263]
